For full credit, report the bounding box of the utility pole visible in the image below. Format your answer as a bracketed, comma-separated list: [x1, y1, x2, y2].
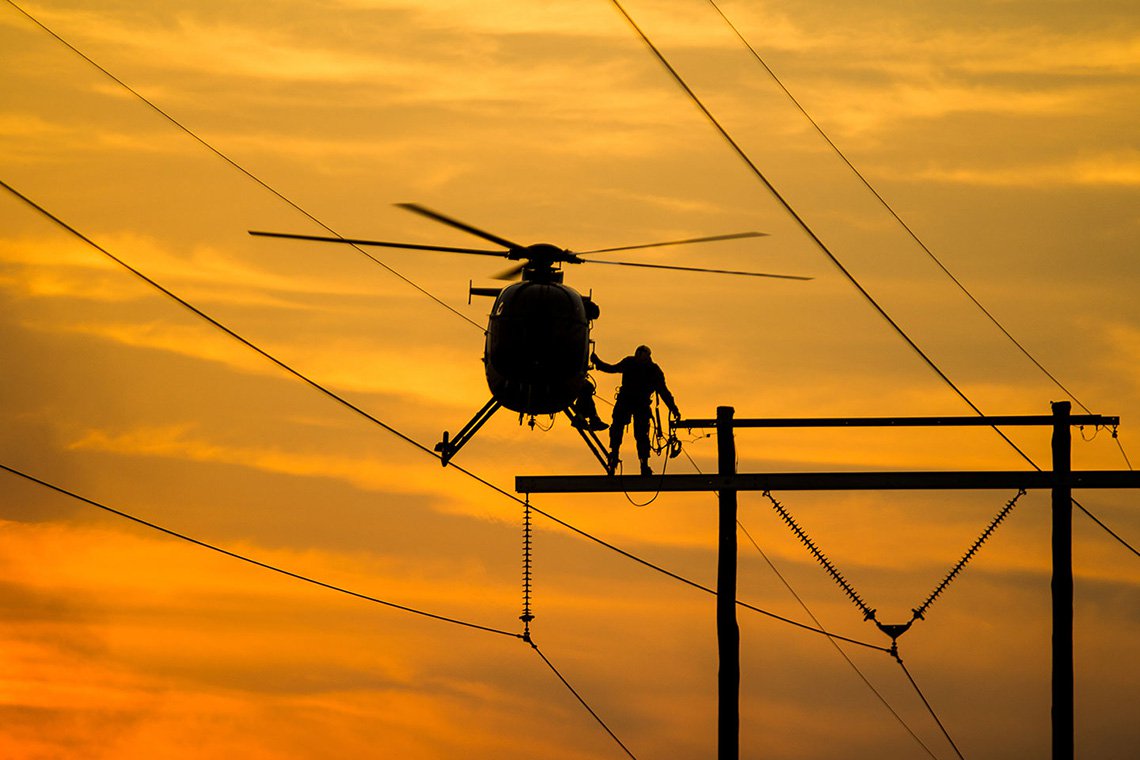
[716, 406, 739, 760]
[1051, 401, 1073, 760]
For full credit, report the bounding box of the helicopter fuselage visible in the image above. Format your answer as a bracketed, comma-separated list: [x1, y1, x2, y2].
[480, 266, 596, 415]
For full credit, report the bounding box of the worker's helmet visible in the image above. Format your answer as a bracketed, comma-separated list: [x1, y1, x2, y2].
[635, 345, 652, 360]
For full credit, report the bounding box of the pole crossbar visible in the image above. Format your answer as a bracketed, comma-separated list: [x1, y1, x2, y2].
[677, 414, 1118, 429]
[516, 470, 1140, 494]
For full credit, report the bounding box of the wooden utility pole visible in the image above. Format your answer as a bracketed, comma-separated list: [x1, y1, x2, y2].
[1051, 401, 1073, 760]
[716, 406, 739, 760]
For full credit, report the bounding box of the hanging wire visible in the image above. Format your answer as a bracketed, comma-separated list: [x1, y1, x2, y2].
[677, 446, 935, 755]
[0, 462, 521, 639]
[528, 641, 639, 759]
[895, 654, 968, 760]
[1112, 426, 1134, 471]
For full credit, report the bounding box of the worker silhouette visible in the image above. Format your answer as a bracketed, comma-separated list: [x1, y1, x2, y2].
[592, 345, 680, 476]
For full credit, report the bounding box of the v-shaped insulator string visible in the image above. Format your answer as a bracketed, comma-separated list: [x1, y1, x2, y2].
[763, 488, 1029, 639]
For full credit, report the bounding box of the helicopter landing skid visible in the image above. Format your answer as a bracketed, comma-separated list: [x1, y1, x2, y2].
[436, 398, 502, 466]
[564, 407, 615, 475]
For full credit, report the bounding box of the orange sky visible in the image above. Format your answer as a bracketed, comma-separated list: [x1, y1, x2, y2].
[2, 1, 1139, 758]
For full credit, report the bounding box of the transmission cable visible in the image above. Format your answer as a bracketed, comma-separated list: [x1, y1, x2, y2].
[1, 179, 888, 654]
[0, 462, 520, 639]
[4, 460, 646, 757]
[529, 640, 638, 759]
[608, 0, 1138, 559]
[704, 0, 1092, 416]
[896, 655, 967, 760]
[1, 0, 481, 331]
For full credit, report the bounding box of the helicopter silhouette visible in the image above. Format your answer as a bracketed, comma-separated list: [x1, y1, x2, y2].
[250, 203, 810, 473]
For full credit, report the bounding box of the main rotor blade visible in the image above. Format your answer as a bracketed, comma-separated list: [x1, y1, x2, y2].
[577, 231, 768, 255]
[493, 262, 527, 281]
[396, 203, 525, 250]
[248, 230, 507, 257]
[582, 258, 812, 280]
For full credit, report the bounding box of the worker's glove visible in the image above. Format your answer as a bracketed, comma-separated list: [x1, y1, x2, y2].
[589, 351, 599, 366]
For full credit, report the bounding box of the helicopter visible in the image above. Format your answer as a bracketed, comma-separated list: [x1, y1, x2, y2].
[250, 203, 810, 473]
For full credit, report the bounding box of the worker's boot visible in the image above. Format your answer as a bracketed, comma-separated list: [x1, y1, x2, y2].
[606, 451, 619, 475]
[639, 458, 652, 476]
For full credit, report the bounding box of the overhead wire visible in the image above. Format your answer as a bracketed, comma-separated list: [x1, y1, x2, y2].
[529, 641, 639, 759]
[1, 0, 482, 332]
[607, 0, 1138, 559]
[703, 0, 1092, 416]
[0, 462, 520, 639]
[1, 179, 889, 655]
[896, 656, 967, 760]
[3, 459, 642, 757]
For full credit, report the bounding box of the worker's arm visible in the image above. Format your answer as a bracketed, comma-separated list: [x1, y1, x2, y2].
[591, 352, 619, 373]
[656, 370, 680, 417]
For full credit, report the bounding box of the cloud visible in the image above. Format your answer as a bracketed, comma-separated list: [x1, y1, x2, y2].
[911, 150, 1140, 188]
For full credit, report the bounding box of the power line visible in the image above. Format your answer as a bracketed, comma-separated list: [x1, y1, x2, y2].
[3, 459, 650, 756]
[1, 0, 482, 332]
[896, 655, 967, 760]
[703, 0, 1092, 416]
[529, 640, 638, 759]
[0, 462, 520, 639]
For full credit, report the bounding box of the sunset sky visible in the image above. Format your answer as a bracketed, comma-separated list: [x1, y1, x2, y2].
[2, 1, 1139, 758]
